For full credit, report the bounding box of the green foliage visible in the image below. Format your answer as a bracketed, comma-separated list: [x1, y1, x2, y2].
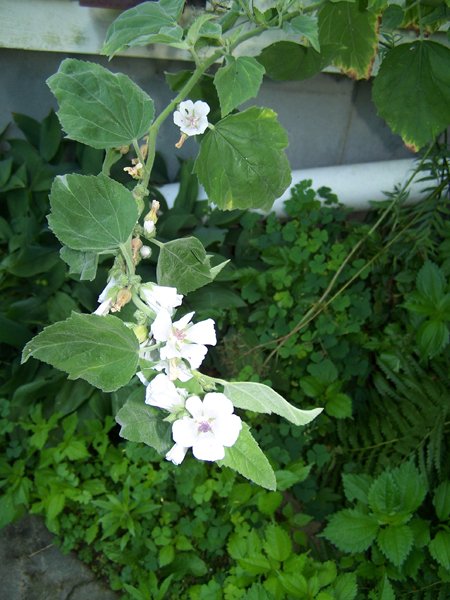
[194, 107, 291, 212]
[372, 41, 450, 151]
[214, 56, 266, 117]
[22, 313, 140, 393]
[47, 59, 155, 149]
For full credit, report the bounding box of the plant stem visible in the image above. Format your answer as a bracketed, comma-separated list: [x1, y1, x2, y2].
[120, 239, 135, 276]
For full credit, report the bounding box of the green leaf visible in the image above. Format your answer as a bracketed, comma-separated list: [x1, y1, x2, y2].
[377, 524, 413, 566]
[326, 392, 352, 418]
[156, 236, 217, 294]
[318, 0, 379, 79]
[382, 4, 404, 30]
[263, 523, 292, 561]
[433, 481, 450, 521]
[258, 42, 324, 81]
[218, 423, 276, 490]
[39, 110, 62, 161]
[417, 261, 446, 303]
[429, 531, 450, 570]
[342, 473, 372, 504]
[323, 509, 379, 552]
[214, 56, 265, 117]
[22, 313, 139, 393]
[60, 247, 99, 281]
[373, 41, 450, 151]
[334, 572, 357, 600]
[116, 389, 172, 454]
[194, 107, 291, 211]
[417, 319, 449, 357]
[48, 174, 138, 252]
[102, 0, 185, 57]
[283, 15, 320, 52]
[368, 463, 427, 518]
[377, 575, 395, 600]
[47, 59, 155, 149]
[223, 381, 323, 426]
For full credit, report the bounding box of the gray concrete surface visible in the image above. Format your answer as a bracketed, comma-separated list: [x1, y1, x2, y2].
[0, 515, 117, 600]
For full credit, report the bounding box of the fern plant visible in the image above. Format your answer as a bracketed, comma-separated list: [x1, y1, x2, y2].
[337, 347, 450, 479]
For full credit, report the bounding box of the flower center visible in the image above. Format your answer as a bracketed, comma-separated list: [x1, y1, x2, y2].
[187, 115, 199, 128]
[198, 421, 212, 433]
[173, 328, 185, 341]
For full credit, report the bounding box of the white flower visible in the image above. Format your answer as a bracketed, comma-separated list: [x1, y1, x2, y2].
[169, 393, 242, 463]
[94, 277, 118, 316]
[166, 443, 188, 465]
[145, 373, 188, 412]
[140, 283, 183, 316]
[151, 310, 216, 371]
[155, 358, 193, 382]
[173, 100, 210, 136]
[144, 220, 155, 234]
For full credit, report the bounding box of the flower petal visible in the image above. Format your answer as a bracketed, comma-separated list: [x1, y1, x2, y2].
[172, 417, 198, 447]
[173, 311, 195, 331]
[202, 392, 234, 418]
[185, 319, 217, 345]
[166, 443, 188, 465]
[151, 309, 172, 342]
[185, 395, 204, 419]
[193, 100, 210, 118]
[180, 343, 208, 369]
[211, 414, 242, 447]
[192, 436, 225, 461]
[145, 373, 185, 411]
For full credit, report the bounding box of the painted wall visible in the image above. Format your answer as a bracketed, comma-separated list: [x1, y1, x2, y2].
[0, 47, 412, 179]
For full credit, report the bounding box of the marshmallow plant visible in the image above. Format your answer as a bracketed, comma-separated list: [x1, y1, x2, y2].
[21, 0, 328, 489]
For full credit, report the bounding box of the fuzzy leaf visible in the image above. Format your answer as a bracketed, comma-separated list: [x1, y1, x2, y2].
[224, 381, 323, 426]
[377, 524, 413, 566]
[194, 107, 291, 211]
[214, 57, 265, 117]
[102, 0, 186, 57]
[156, 236, 217, 294]
[47, 59, 155, 149]
[283, 14, 320, 52]
[22, 313, 139, 392]
[115, 389, 172, 454]
[218, 423, 276, 490]
[323, 509, 379, 552]
[48, 174, 138, 253]
[60, 247, 98, 281]
[373, 41, 450, 151]
[258, 42, 324, 81]
[318, 0, 379, 79]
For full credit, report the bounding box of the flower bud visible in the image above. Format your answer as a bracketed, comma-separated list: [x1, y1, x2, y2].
[140, 245, 152, 258]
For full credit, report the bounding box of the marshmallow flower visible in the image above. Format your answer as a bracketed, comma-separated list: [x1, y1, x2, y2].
[145, 373, 188, 412]
[173, 100, 210, 136]
[94, 277, 118, 316]
[167, 393, 242, 463]
[140, 283, 183, 316]
[151, 310, 216, 372]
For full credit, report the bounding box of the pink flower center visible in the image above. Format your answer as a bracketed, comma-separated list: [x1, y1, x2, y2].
[198, 421, 212, 433]
[173, 328, 185, 341]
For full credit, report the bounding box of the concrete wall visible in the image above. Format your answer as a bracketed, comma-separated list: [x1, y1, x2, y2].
[0, 48, 412, 179]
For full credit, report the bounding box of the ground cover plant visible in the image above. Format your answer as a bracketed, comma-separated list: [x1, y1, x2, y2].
[1, 0, 450, 597]
[1, 112, 450, 598]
